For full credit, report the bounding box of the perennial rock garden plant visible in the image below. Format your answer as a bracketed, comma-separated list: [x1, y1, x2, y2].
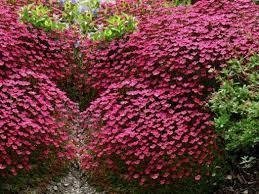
[0, 0, 258, 193]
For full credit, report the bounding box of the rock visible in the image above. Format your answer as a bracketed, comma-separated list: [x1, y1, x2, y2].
[53, 186, 58, 191]
[64, 182, 69, 187]
[226, 175, 232, 180]
[242, 190, 248, 194]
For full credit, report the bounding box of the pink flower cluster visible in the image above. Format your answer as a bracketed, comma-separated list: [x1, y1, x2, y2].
[80, 0, 259, 185]
[81, 80, 217, 185]
[96, 0, 165, 23]
[0, 69, 79, 176]
[84, 0, 258, 92]
[0, 2, 76, 82]
[0, 2, 79, 176]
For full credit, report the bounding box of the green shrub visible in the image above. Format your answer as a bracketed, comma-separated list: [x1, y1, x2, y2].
[91, 13, 137, 41]
[20, 1, 136, 41]
[209, 54, 259, 151]
[20, 4, 65, 31]
[164, 0, 192, 7]
[172, 0, 192, 6]
[62, 0, 99, 34]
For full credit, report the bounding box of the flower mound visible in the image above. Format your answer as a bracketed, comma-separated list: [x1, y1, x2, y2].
[80, 0, 259, 186]
[81, 80, 217, 185]
[0, 69, 79, 176]
[0, 1, 80, 176]
[84, 0, 258, 91]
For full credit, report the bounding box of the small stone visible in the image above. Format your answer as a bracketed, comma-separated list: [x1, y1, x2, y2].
[53, 186, 58, 191]
[64, 182, 69, 187]
[242, 190, 248, 194]
[247, 181, 255, 185]
[226, 175, 232, 180]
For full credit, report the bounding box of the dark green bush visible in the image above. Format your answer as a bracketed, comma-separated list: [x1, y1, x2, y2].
[209, 54, 259, 151]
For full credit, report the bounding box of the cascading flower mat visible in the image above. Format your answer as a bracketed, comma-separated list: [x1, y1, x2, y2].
[80, 0, 259, 186]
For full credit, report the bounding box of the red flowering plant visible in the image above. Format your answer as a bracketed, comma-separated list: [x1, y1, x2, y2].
[0, 2, 76, 82]
[80, 0, 259, 186]
[96, 0, 165, 20]
[0, 1, 93, 110]
[83, 0, 258, 92]
[81, 79, 218, 186]
[0, 1, 80, 177]
[0, 69, 79, 176]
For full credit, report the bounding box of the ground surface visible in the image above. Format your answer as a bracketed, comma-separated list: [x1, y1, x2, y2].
[45, 164, 102, 194]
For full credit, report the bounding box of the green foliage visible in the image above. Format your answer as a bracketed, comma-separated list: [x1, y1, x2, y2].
[62, 1, 80, 24]
[19, 1, 137, 41]
[62, 0, 99, 34]
[20, 4, 65, 31]
[164, 0, 192, 7]
[91, 13, 137, 41]
[61, 1, 137, 37]
[209, 54, 259, 151]
[173, 0, 192, 6]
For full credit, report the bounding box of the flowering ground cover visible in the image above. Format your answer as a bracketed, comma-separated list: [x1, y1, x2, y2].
[0, 0, 258, 193]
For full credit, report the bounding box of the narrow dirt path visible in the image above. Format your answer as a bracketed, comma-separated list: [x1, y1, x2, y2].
[45, 164, 103, 194]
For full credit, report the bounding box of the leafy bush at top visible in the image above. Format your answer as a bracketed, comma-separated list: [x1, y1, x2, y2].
[91, 13, 137, 41]
[20, 4, 65, 32]
[61, 0, 100, 34]
[209, 54, 259, 151]
[19, 0, 137, 41]
[165, 0, 192, 7]
[59, 0, 138, 40]
[80, 0, 259, 186]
